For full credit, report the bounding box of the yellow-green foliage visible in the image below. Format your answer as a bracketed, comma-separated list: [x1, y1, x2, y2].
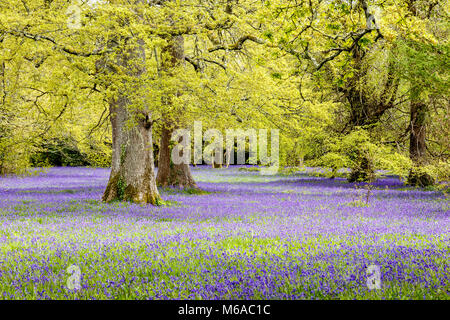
[314, 129, 412, 178]
[0, 0, 448, 174]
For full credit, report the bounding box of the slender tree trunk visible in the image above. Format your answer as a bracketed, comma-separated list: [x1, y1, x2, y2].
[156, 126, 197, 188]
[225, 149, 231, 168]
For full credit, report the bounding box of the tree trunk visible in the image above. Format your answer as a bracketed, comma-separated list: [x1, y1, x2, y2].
[102, 98, 161, 204]
[225, 149, 231, 168]
[343, 47, 398, 183]
[344, 54, 399, 129]
[101, 36, 161, 204]
[409, 100, 427, 163]
[156, 126, 197, 188]
[155, 35, 197, 189]
[407, 90, 434, 187]
[212, 161, 222, 169]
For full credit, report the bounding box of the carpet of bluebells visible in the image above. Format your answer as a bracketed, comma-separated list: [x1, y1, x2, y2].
[0, 166, 448, 300]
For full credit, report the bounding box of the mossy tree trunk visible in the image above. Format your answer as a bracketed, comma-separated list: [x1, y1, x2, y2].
[102, 98, 161, 204]
[155, 35, 197, 189]
[407, 87, 434, 187]
[341, 47, 399, 130]
[342, 48, 398, 183]
[409, 100, 427, 164]
[156, 126, 197, 188]
[101, 38, 161, 204]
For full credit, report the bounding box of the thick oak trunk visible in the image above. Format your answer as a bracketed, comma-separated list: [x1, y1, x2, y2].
[156, 126, 197, 188]
[344, 53, 399, 129]
[101, 35, 161, 204]
[407, 94, 434, 187]
[155, 35, 197, 189]
[103, 99, 161, 204]
[343, 48, 398, 183]
[409, 100, 427, 163]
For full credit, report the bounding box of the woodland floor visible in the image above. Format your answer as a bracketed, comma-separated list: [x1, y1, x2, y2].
[0, 166, 448, 299]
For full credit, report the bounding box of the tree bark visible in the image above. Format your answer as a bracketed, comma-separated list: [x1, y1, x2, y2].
[409, 100, 427, 163]
[342, 47, 398, 183]
[344, 49, 399, 129]
[156, 126, 197, 188]
[407, 89, 434, 187]
[103, 98, 161, 204]
[101, 37, 161, 204]
[212, 159, 222, 168]
[155, 35, 198, 189]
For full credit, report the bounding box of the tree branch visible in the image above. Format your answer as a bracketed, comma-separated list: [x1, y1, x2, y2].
[5, 30, 110, 57]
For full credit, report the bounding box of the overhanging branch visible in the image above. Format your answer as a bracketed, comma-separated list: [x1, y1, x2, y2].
[4, 30, 110, 57]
